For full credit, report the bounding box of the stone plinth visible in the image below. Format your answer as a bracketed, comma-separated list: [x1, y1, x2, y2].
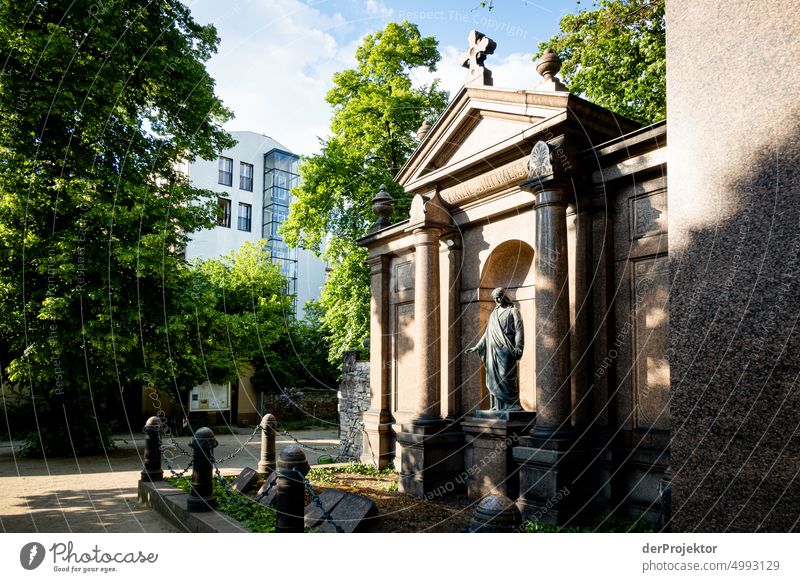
[462, 411, 535, 501]
[513, 434, 594, 526]
[397, 420, 465, 498]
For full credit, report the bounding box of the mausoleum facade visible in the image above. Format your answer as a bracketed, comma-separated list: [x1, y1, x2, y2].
[358, 40, 669, 524]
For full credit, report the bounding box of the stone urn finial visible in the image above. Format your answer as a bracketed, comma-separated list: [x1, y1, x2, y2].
[417, 119, 432, 141]
[370, 184, 395, 232]
[535, 48, 568, 92]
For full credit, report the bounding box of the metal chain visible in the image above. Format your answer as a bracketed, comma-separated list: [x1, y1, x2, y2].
[214, 424, 262, 464]
[209, 448, 272, 510]
[296, 468, 344, 533]
[279, 429, 341, 453]
[163, 431, 192, 457]
[157, 433, 194, 477]
[253, 475, 277, 504]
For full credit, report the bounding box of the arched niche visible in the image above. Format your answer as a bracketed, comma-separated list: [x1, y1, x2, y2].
[471, 239, 536, 412]
[479, 239, 535, 292]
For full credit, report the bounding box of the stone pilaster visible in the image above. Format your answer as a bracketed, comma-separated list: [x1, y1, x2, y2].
[441, 236, 463, 421]
[571, 203, 593, 430]
[361, 254, 394, 469]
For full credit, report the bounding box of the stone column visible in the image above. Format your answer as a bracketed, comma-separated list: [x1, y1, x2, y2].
[361, 254, 394, 468]
[532, 187, 572, 437]
[571, 204, 592, 430]
[413, 227, 442, 422]
[514, 175, 592, 526]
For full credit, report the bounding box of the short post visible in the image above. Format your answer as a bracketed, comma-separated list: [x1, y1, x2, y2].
[468, 494, 522, 533]
[258, 413, 277, 477]
[187, 427, 218, 512]
[276, 445, 310, 533]
[140, 416, 164, 482]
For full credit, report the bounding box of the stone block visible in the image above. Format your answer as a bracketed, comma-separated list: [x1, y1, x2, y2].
[319, 492, 378, 533]
[231, 467, 260, 494]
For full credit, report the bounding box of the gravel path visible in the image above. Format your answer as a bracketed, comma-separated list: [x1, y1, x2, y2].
[0, 428, 339, 533]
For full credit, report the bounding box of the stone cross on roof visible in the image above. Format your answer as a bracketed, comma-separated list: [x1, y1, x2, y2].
[460, 30, 497, 87]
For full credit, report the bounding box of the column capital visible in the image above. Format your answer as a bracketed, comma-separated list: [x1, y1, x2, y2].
[533, 187, 571, 209]
[412, 227, 443, 247]
[366, 253, 392, 273]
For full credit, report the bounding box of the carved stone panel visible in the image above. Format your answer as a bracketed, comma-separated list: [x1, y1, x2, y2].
[395, 260, 414, 292]
[632, 256, 670, 430]
[630, 190, 667, 240]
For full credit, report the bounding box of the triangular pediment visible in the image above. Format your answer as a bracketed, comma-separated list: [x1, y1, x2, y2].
[397, 86, 571, 193]
[430, 112, 536, 169]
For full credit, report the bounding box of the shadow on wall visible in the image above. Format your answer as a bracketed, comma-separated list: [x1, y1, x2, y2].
[669, 116, 800, 532]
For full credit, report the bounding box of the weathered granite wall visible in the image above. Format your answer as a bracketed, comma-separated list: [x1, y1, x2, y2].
[338, 352, 371, 461]
[668, 0, 800, 531]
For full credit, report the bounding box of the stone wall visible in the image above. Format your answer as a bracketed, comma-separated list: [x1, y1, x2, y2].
[338, 351, 371, 461]
[668, 0, 800, 531]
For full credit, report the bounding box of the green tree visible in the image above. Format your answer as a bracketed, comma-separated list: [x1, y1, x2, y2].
[537, 0, 665, 124]
[282, 21, 449, 365]
[0, 1, 233, 455]
[166, 241, 293, 394]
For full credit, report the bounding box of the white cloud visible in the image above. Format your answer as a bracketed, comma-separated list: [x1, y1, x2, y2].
[190, 0, 358, 155]
[411, 46, 536, 105]
[365, 0, 394, 18]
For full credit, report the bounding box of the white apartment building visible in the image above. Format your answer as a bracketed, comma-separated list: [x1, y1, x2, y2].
[184, 131, 327, 318]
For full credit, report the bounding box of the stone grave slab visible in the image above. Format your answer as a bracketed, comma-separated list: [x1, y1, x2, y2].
[317, 491, 378, 533]
[304, 489, 347, 529]
[231, 467, 260, 494]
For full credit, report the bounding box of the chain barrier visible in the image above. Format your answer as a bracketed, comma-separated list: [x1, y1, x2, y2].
[279, 429, 342, 454]
[208, 443, 275, 511]
[253, 475, 277, 504]
[214, 424, 262, 464]
[163, 431, 192, 458]
[296, 468, 344, 533]
[158, 434, 194, 477]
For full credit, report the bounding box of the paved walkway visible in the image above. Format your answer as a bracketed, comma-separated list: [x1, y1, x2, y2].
[0, 428, 340, 533]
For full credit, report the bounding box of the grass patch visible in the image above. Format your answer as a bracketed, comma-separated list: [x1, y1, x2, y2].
[307, 462, 396, 484]
[167, 475, 276, 533]
[523, 515, 655, 533]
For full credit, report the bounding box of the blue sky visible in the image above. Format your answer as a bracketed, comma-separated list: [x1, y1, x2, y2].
[185, 0, 580, 154]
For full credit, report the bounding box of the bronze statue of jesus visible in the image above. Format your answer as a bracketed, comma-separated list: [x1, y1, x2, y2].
[466, 287, 524, 411]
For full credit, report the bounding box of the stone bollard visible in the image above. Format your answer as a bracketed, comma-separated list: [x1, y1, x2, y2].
[258, 413, 277, 477]
[187, 427, 218, 512]
[276, 445, 310, 533]
[468, 494, 523, 533]
[140, 416, 164, 482]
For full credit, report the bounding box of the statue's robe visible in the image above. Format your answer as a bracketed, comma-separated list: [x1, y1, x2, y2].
[475, 303, 524, 410]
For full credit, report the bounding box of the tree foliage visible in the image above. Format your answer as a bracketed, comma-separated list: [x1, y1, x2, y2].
[537, 0, 665, 124]
[167, 241, 293, 391]
[282, 21, 449, 365]
[0, 1, 234, 455]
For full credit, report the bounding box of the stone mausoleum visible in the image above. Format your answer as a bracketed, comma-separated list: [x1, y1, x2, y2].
[358, 35, 669, 524]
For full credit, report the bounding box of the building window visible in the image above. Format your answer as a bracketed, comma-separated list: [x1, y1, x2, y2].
[218, 156, 233, 186]
[237, 202, 252, 232]
[240, 162, 253, 191]
[218, 197, 231, 228]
